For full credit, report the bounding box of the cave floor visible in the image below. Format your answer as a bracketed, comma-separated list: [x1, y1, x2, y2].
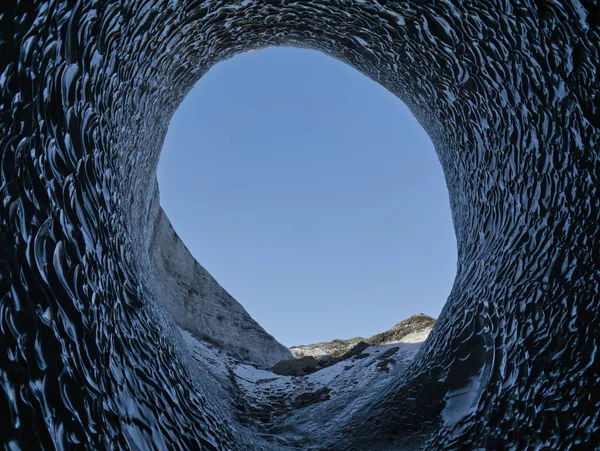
[179, 328, 428, 449]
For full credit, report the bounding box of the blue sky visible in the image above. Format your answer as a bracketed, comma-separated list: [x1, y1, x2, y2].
[158, 47, 457, 347]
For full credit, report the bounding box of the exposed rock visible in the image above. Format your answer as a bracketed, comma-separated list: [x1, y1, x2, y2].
[340, 340, 370, 358]
[318, 341, 372, 368]
[290, 314, 436, 361]
[376, 347, 401, 373]
[273, 356, 318, 376]
[377, 347, 401, 360]
[376, 358, 396, 373]
[290, 337, 366, 359]
[317, 354, 333, 366]
[368, 313, 436, 345]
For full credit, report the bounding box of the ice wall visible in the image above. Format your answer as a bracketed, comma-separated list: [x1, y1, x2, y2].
[1, 0, 599, 449]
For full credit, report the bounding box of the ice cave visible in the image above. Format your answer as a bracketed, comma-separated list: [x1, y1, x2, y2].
[0, 0, 599, 449]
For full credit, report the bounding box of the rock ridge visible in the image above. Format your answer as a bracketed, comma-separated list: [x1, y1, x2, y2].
[290, 313, 436, 359]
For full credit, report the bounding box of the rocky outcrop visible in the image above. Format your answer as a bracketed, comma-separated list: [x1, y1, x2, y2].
[290, 337, 366, 359]
[272, 356, 318, 376]
[290, 314, 436, 359]
[368, 313, 436, 346]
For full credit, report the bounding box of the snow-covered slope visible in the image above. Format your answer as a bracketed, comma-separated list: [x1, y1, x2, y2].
[180, 323, 433, 449]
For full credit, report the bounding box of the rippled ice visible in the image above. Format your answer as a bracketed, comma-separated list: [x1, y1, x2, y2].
[1, 0, 599, 449]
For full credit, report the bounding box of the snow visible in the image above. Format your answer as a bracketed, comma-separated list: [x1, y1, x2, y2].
[390, 326, 434, 344]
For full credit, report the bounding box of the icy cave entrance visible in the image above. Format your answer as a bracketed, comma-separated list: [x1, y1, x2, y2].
[157, 47, 457, 350]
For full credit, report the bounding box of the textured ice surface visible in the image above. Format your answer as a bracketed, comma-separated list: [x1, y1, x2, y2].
[182, 326, 428, 450]
[1, 0, 599, 449]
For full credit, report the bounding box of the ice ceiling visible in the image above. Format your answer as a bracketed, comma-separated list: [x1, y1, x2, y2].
[1, 0, 599, 449]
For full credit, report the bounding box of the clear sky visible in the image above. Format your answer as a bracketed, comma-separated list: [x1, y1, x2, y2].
[158, 47, 457, 347]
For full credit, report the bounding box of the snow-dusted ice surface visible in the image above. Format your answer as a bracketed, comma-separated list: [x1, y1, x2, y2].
[180, 327, 431, 449]
[1, 0, 599, 449]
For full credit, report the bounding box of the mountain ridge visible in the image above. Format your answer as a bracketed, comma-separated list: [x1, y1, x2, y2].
[289, 313, 436, 359]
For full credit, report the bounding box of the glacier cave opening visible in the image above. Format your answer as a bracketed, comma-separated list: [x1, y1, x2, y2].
[2, 0, 598, 449]
[156, 47, 457, 349]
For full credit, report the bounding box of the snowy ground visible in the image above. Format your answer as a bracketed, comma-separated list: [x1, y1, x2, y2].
[179, 327, 432, 449]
